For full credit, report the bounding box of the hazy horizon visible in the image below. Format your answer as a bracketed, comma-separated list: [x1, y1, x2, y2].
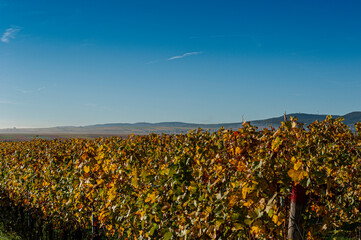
[1, 1, 360, 128]
[1, 111, 359, 129]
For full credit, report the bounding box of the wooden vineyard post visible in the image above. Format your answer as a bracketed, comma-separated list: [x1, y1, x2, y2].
[92, 206, 95, 239]
[91, 205, 100, 240]
[287, 184, 306, 240]
[283, 113, 307, 239]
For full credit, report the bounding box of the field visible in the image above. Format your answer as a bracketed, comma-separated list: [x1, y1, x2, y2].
[0, 117, 361, 239]
[0, 133, 130, 142]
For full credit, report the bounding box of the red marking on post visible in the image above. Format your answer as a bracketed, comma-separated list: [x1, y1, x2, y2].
[291, 184, 306, 205]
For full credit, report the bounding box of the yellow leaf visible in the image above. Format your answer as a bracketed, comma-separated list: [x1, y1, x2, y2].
[272, 214, 282, 225]
[243, 199, 254, 207]
[235, 147, 241, 155]
[288, 169, 306, 182]
[242, 183, 253, 199]
[294, 161, 302, 171]
[307, 231, 315, 240]
[251, 225, 261, 235]
[95, 153, 105, 161]
[108, 187, 117, 200]
[110, 164, 117, 172]
[271, 137, 283, 151]
[131, 169, 138, 188]
[206, 206, 213, 213]
[145, 192, 157, 203]
[84, 165, 90, 173]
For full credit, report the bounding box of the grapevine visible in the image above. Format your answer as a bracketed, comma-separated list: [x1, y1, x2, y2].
[0, 116, 360, 239]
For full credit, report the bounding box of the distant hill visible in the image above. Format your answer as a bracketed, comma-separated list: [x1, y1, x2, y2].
[1, 112, 360, 135]
[342, 112, 361, 125]
[86, 112, 361, 131]
[252, 113, 334, 126]
[88, 121, 242, 129]
[251, 112, 360, 131]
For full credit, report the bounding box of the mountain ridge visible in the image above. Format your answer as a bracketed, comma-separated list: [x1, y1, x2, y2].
[1, 111, 360, 134]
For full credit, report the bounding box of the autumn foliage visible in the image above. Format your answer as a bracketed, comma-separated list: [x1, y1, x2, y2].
[0, 116, 361, 239]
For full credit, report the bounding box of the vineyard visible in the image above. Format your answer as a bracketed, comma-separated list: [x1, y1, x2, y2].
[0, 116, 361, 239]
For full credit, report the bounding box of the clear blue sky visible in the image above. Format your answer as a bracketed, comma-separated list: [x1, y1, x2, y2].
[1, 0, 360, 128]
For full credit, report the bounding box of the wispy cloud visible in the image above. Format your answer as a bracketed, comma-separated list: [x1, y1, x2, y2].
[1, 26, 21, 43]
[15, 87, 45, 94]
[168, 51, 202, 61]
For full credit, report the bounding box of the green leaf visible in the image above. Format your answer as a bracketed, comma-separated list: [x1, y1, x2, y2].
[271, 137, 283, 151]
[150, 223, 158, 236]
[244, 218, 252, 225]
[164, 231, 173, 240]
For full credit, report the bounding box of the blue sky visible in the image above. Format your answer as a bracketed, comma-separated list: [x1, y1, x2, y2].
[0, 0, 360, 128]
